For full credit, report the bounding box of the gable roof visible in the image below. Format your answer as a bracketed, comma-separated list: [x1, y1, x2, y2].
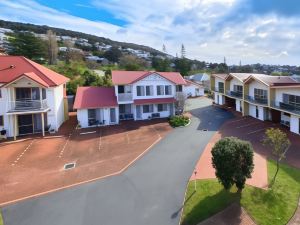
[211, 73, 229, 80]
[184, 79, 203, 87]
[0, 56, 69, 87]
[112, 70, 186, 85]
[226, 73, 252, 82]
[186, 73, 210, 82]
[244, 74, 300, 87]
[73, 87, 118, 109]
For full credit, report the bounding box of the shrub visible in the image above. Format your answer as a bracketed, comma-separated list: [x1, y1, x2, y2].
[169, 115, 190, 127]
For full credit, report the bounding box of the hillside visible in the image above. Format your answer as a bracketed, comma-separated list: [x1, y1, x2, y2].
[0, 19, 166, 56]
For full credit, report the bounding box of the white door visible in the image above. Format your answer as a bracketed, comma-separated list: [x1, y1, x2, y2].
[110, 108, 116, 124]
[136, 105, 142, 119]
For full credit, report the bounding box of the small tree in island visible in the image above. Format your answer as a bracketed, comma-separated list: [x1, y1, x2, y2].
[263, 128, 291, 187]
[212, 137, 254, 191]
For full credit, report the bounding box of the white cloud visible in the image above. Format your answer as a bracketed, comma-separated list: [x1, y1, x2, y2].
[1, 0, 300, 65]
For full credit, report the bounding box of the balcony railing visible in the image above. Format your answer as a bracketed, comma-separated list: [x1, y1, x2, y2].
[245, 95, 268, 105]
[118, 93, 133, 102]
[226, 90, 243, 98]
[7, 99, 49, 112]
[271, 101, 300, 115]
[214, 87, 224, 93]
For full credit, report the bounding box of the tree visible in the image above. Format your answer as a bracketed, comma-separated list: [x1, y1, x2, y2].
[174, 57, 191, 76]
[263, 128, 291, 187]
[175, 92, 186, 114]
[119, 55, 148, 71]
[212, 137, 254, 191]
[162, 44, 167, 53]
[181, 44, 186, 58]
[46, 30, 58, 65]
[8, 31, 46, 61]
[103, 47, 122, 63]
[151, 57, 171, 72]
[62, 40, 83, 64]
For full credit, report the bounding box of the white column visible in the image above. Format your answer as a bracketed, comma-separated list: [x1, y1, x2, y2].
[41, 112, 45, 137]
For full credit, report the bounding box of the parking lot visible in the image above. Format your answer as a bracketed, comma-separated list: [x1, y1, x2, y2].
[0, 114, 171, 205]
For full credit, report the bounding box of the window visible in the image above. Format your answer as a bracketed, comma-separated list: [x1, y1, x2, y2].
[240, 101, 242, 112]
[283, 93, 300, 106]
[176, 85, 183, 92]
[118, 85, 125, 94]
[299, 118, 300, 134]
[0, 89, 2, 98]
[42, 88, 46, 100]
[157, 104, 168, 112]
[165, 85, 172, 95]
[157, 85, 164, 95]
[143, 104, 153, 113]
[146, 86, 153, 96]
[218, 82, 224, 92]
[88, 109, 96, 126]
[256, 106, 259, 118]
[0, 115, 3, 126]
[254, 88, 267, 100]
[119, 104, 131, 114]
[137, 86, 145, 96]
[233, 85, 243, 93]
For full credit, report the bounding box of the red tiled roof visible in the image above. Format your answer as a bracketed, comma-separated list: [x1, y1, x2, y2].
[0, 56, 69, 86]
[134, 98, 176, 105]
[74, 87, 118, 109]
[112, 71, 186, 85]
[212, 73, 229, 80]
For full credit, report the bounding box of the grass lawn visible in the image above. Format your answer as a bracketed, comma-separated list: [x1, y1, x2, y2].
[181, 160, 300, 225]
[0, 210, 3, 225]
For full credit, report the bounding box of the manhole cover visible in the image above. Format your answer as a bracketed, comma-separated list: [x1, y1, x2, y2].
[64, 163, 76, 170]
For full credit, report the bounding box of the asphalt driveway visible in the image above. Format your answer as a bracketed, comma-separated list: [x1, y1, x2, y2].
[2, 97, 233, 225]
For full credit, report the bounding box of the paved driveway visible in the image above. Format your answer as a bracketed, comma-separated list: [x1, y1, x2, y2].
[2, 97, 233, 225]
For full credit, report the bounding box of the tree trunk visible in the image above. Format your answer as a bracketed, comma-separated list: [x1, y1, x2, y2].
[270, 158, 280, 187]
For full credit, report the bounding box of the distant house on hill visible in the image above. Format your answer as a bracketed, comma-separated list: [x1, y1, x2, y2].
[185, 73, 210, 91]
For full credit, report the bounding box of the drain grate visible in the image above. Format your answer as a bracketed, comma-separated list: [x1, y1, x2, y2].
[64, 162, 76, 170]
[202, 129, 208, 131]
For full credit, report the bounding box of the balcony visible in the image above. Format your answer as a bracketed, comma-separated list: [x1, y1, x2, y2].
[214, 87, 224, 93]
[226, 90, 243, 99]
[271, 101, 300, 115]
[245, 95, 268, 105]
[118, 93, 133, 102]
[7, 99, 49, 113]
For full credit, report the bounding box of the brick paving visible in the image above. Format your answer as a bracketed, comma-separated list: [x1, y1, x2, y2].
[198, 203, 256, 225]
[0, 113, 171, 205]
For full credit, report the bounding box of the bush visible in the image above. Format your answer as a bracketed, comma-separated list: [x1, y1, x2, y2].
[169, 115, 190, 127]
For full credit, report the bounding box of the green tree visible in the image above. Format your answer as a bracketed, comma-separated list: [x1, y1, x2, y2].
[263, 128, 291, 187]
[119, 55, 148, 71]
[8, 32, 46, 61]
[151, 57, 171, 72]
[103, 47, 122, 63]
[174, 57, 191, 76]
[212, 137, 254, 191]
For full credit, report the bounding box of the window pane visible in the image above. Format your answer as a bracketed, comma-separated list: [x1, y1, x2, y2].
[0, 115, 3, 126]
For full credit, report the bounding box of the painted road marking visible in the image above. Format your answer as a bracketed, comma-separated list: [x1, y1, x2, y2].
[98, 129, 102, 151]
[58, 133, 72, 158]
[236, 122, 260, 128]
[11, 140, 35, 166]
[80, 131, 97, 135]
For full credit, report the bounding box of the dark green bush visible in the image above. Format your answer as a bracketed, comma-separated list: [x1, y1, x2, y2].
[169, 115, 190, 127]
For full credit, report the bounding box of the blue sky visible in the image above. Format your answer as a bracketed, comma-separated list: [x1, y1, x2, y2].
[1, 0, 300, 65]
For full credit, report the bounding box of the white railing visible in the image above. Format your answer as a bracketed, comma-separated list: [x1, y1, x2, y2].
[118, 93, 133, 102]
[7, 99, 49, 112]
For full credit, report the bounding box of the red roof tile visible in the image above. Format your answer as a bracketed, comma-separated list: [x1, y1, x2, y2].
[134, 98, 176, 105]
[74, 87, 118, 109]
[184, 79, 203, 87]
[112, 71, 186, 85]
[0, 56, 69, 86]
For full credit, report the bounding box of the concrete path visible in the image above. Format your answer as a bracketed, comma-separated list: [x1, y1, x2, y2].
[2, 98, 233, 225]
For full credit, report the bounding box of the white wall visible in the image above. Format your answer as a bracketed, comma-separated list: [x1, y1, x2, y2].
[236, 99, 243, 112]
[77, 107, 119, 128]
[214, 92, 225, 105]
[183, 85, 204, 97]
[274, 87, 300, 103]
[248, 80, 268, 97]
[132, 73, 176, 100]
[134, 103, 173, 120]
[230, 78, 243, 91]
[290, 115, 300, 135]
[249, 104, 266, 121]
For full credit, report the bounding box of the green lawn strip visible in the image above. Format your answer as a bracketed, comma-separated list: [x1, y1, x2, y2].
[181, 160, 300, 225]
[0, 210, 3, 225]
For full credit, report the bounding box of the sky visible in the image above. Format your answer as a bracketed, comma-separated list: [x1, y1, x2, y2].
[1, 0, 300, 65]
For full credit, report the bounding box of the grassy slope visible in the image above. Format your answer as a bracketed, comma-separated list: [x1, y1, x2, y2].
[181, 160, 300, 225]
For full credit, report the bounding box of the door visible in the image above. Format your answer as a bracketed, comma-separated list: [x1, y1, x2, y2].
[110, 108, 116, 124]
[18, 114, 33, 135]
[136, 105, 142, 119]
